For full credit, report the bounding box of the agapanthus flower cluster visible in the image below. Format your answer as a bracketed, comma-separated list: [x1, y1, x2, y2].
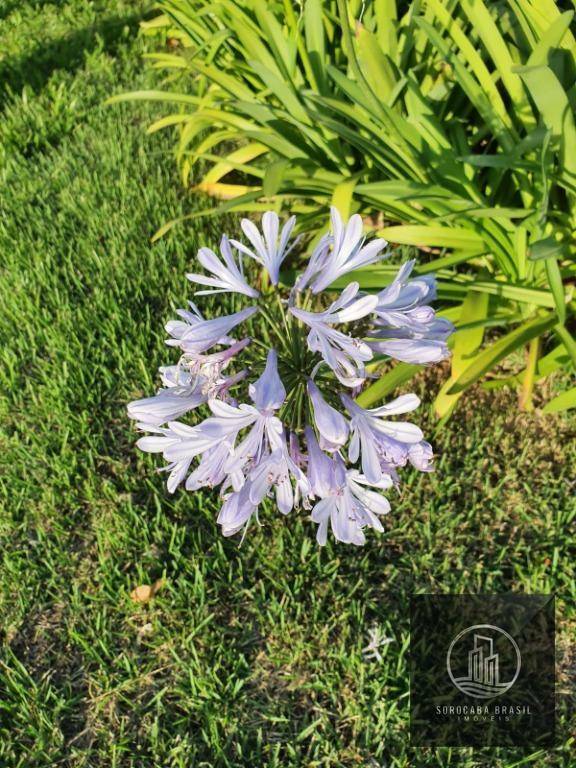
[128, 208, 453, 545]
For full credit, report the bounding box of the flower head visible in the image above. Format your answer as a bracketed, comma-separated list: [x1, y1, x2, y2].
[129, 209, 452, 545]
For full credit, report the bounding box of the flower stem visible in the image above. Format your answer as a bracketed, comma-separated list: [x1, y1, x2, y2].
[519, 337, 540, 411]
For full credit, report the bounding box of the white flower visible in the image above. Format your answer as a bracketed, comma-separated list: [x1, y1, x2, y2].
[187, 235, 259, 298]
[166, 306, 258, 354]
[290, 282, 377, 387]
[368, 260, 453, 363]
[298, 207, 388, 293]
[342, 393, 424, 483]
[230, 211, 296, 285]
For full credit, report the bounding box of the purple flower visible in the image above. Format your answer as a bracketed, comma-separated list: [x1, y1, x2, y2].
[186, 436, 242, 492]
[248, 445, 309, 514]
[166, 305, 258, 354]
[230, 211, 297, 285]
[217, 441, 309, 537]
[368, 260, 453, 363]
[187, 235, 259, 298]
[341, 393, 424, 483]
[298, 207, 388, 293]
[290, 282, 377, 387]
[306, 429, 392, 545]
[127, 339, 250, 425]
[130, 209, 446, 546]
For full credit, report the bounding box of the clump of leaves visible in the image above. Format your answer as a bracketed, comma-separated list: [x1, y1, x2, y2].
[110, 0, 576, 417]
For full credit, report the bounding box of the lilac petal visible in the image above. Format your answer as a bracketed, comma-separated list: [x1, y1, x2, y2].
[350, 482, 390, 516]
[370, 393, 421, 416]
[307, 379, 348, 448]
[359, 427, 383, 484]
[336, 212, 363, 260]
[276, 477, 293, 514]
[127, 387, 205, 426]
[349, 428, 360, 463]
[333, 293, 378, 323]
[178, 306, 258, 353]
[262, 211, 279, 261]
[240, 218, 268, 263]
[248, 458, 274, 505]
[369, 338, 450, 364]
[305, 426, 335, 497]
[217, 486, 256, 536]
[311, 496, 334, 523]
[249, 349, 286, 411]
[315, 515, 329, 546]
[279, 215, 296, 256]
[136, 433, 178, 453]
[165, 459, 192, 494]
[409, 441, 434, 471]
[295, 233, 332, 293]
[377, 421, 423, 443]
[348, 470, 394, 491]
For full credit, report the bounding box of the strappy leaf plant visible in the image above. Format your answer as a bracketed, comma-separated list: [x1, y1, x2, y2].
[110, 0, 576, 416]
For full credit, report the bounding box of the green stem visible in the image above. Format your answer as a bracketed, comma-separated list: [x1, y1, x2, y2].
[519, 337, 540, 411]
[258, 304, 290, 354]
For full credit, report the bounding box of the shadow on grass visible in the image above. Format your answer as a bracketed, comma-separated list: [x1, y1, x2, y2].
[0, 12, 142, 104]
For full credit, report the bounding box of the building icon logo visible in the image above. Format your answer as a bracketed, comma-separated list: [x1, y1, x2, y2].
[446, 624, 521, 699]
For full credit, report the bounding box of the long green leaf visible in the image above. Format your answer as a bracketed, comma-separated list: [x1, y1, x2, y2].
[377, 225, 485, 250]
[356, 363, 424, 407]
[304, 0, 328, 94]
[542, 387, 576, 414]
[515, 64, 576, 177]
[447, 313, 557, 394]
[105, 90, 201, 106]
[544, 256, 567, 323]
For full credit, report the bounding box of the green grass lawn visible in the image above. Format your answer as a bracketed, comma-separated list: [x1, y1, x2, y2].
[0, 2, 575, 766]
